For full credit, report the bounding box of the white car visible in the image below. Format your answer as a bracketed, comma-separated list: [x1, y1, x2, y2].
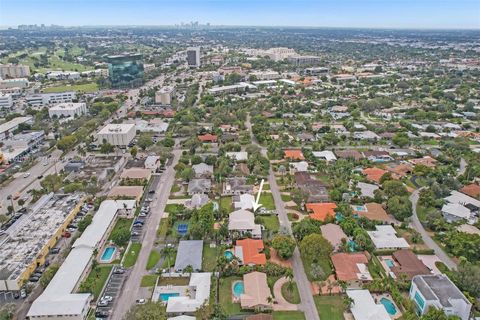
[23, 172, 31, 178]
[102, 296, 113, 302]
[135, 299, 146, 305]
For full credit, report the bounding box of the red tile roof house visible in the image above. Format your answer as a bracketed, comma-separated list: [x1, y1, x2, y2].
[235, 239, 267, 266]
[460, 183, 480, 199]
[284, 149, 305, 161]
[362, 167, 388, 184]
[198, 133, 218, 143]
[331, 252, 373, 286]
[306, 202, 337, 222]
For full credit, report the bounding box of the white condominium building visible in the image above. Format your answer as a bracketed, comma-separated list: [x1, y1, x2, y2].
[48, 102, 87, 119]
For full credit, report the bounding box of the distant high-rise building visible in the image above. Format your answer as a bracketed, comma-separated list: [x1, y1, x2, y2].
[186, 47, 201, 68]
[107, 54, 144, 88]
[0, 64, 30, 79]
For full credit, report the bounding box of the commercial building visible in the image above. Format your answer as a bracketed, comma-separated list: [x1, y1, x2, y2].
[0, 193, 84, 291]
[410, 274, 471, 320]
[1, 130, 45, 163]
[155, 86, 175, 105]
[305, 67, 329, 75]
[0, 116, 33, 141]
[46, 71, 81, 80]
[48, 102, 87, 119]
[0, 93, 13, 109]
[97, 123, 136, 146]
[186, 47, 201, 68]
[26, 92, 76, 107]
[249, 71, 280, 80]
[107, 54, 144, 88]
[0, 78, 29, 89]
[27, 200, 136, 320]
[287, 55, 321, 66]
[0, 64, 30, 78]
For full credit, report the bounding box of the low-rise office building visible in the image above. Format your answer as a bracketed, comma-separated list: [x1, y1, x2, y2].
[0, 93, 13, 109]
[1, 130, 45, 163]
[287, 55, 321, 66]
[97, 123, 136, 146]
[0, 64, 30, 78]
[48, 102, 87, 119]
[26, 92, 76, 107]
[155, 86, 175, 105]
[0, 78, 29, 89]
[0, 116, 33, 141]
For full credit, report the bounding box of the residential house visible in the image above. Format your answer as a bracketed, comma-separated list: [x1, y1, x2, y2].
[187, 179, 212, 195]
[335, 150, 364, 161]
[362, 150, 393, 162]
[228, 209, 262, 239]
[320, 223, 348, 251]
[223, 177, 254, 195]
[459, 183, 480, 199]
[410, 275, 471, 320]
[306, 202, 337, 221]
[353, 203, 389, 222]
[294, 172, 329, 203]
[409, 156, 437, 168]
[356, 182, 379, 198]
[198, 134, 218, 143]
[174, 240, 204, 272]
[362, 167, 388, 184]
[389, 249, 430, 280]
[240, 272, 272, 311]
[367, 225, 410, 250]
[353, 131, 380, 141]
[331, 253, 372, 285]
[312, 150, 337, 162]
[443, 190, 480, 224]
[289, 161, 309, 173]
[233, 194, 255, 210]
[346, 289, 390, 320]
[164, 273, 212, 315]
[226, 151, 248, 161]
[192, 163, 214, 178]
[284, 149, 305, 161]
[186, 194, 210, 209]
[235, 239, 267, 266]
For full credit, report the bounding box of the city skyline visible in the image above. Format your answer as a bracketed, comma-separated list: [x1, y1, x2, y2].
[1, 0, 479, 29]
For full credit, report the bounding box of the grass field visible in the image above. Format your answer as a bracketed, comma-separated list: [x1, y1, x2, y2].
[302, 254, 332, 282]
[272, 311, 306, 320]
[164, 204, 184, 214]
[261, 215, 280, 232]
[43, 82, 99, 93]
[219, 276, 243, 315]
[78, 265, 112, 300]
[108, 218, 132, 241]
[146, 250, 161, 270]
[314, 295, 345, 320]
[220, 196, 232, 212]
[157, 218, 169, 238]
[281, 194, 292, 202]
[281, 282, 301, 304]
[202, 243, 219, 272]
[140, 275, 158, 287]
[123, 243, 141, 268]
[260, 193, 276, 210]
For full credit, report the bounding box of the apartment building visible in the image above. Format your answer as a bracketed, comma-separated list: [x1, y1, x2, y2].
[0, 64, 30, 78]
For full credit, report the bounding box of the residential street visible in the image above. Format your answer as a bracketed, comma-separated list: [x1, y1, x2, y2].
[246, 113, 320, 320]
[409, 189, 457, 270]
[111, 147, 181, 319]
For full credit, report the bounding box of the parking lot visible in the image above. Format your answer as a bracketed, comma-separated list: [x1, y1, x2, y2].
[95, 267, 129, 319]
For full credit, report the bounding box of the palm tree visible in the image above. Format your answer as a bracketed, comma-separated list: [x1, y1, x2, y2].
[160, 246, 175, 271]
[184, 264, 194, 275]
[343, 296, 354, 309]
[337, 280, 348, 293]
[267, 295, 274, 305]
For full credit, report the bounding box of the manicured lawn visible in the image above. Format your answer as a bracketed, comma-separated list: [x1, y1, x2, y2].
[123, 243, 141, 268]
[220, 196, 232, 212]
[170, 184, 181, 193]
[158, 277, 189, 286]
[146, 250, 161, 270]
[43, 82, 98, 93]
[272, 311, 306, 320]
[78, 265, 112, 300]
[301, 255, 332, 281]
[140, 275, 158, 287]
[259, 193, 276, 210]
[261, 215, 280, 232]
[281, 194, 292, 202]
[164, 204, 184, 214]
[281, 282, 301, 304]
[108, 218, 132, 241]
[202, 243, 219, 272]
[314, 295, 345, 320]
[157, 218, 169, 238]
[219, 276, 243, 315]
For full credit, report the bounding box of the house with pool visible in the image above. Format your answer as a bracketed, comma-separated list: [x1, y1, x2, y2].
[367, 225, 410, 250]
[331, 252, 372, 287]
[152, 272, 212, 316]
[228, 209, 262, 239]
[234, 239, 267, 266]
[238, 272, 272, 312]
[346, 289, 390, 320]
[410, 274, 472, 320]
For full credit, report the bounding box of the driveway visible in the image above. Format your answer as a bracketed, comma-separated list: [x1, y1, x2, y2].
[409, 189, 457, 270]
[111, 148, 181, 319]
[272, 277, 298, 311]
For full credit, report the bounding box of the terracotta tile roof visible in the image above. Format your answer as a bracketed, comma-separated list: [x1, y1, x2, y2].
[409, 156, 437, 168]
[306, 202, 337, 221]
[236, 239, 267, 265]
[320, 223, 348, 249]
[386, 163, 413, 177]
[241, 272, 272, 310]
[362, 167, 387, 183]
[391, 249, 430, 279]
[331, 252, 371, 281]
[460, 183, 480, 199]
[198, 134, 218, 142]
[284, 149, 305, 160]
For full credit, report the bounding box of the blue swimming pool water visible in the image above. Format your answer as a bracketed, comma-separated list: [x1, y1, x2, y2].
[224, 251, 234, 261]
[100, 247, 116, 261]
[233, 281, 244, 298]
[384, 259, 395, 268]
[355, 206, 366, 212]
[159, 292, 180, 301]
[380, 297, 397, 315]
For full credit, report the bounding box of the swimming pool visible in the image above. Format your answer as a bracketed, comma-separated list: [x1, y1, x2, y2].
[224, 250, 234, 261]
[355, 205, 366, 212]
[384, 259, 395, 268]
[159, 292, 180, 301]
[100, 246, 116, 262]
[232, 281, 245, 298]
[380, 297, 397, 315]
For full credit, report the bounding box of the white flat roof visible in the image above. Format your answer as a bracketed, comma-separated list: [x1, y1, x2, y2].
[97, 123, 135, 135]
[347, 289, 390, 320]
[49, 102, 86, 111]
[166, 273, 211, 313]
[0, 116, 32, 134]
[367, 225, 409, 249]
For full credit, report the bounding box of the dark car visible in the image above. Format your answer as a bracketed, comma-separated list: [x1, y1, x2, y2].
[37, 175, 43, 179]
[95, 311, 109, 318]
[50, 248, 60, 254]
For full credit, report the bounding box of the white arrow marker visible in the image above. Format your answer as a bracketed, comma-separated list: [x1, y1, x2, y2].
[252, 179, 265, 212]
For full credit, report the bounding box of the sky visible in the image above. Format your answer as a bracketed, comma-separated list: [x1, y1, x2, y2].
[1, 0, 479, 29]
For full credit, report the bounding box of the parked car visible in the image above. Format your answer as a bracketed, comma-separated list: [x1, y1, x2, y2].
[113, 267, 125, 274]
[136, 299, 146, 305]
[23, 172, 31, 178]
[29, 277, 39, 282]
[20, 289, 27, 299]
[102, 296, 113, 302]
[95, 311, 109, 318]
[37, 175, 43, 179]
[97, 300, 109, 307]
[50, 248, 60, 254]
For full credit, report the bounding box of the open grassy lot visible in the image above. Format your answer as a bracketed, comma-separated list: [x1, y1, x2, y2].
[43, 82, 99, 93]
[123, 243, 141, 268]
[164, 204, 184, 214]
[314, 295, 345, 320]
[140, 275, 158, 287]
[272, 311, 306, 320]
[302, 255, 332, 282]
[157, 218, 169, 238]
[259, 193, 276, 210]
[108, 218, 132, 241]
[146, 250, 161, 270]
[281, 282, 301, 304]
[261, 215, 280, 232]
[220, 196, 232, 212]
[78, 265, 112, 300]
[219, 276, 243, 315]
[202, 243, 219, 272]
[281, 194, 292, 202]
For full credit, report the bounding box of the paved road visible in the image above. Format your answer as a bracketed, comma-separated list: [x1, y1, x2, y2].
[457, 158, 467, 177]
[409, 189, 457, 270]
[111, 147, 181, 319]
[246, 114, 320, 320]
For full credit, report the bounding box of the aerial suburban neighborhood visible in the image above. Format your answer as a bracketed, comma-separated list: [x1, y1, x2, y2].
[0, 3, 479, 320]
